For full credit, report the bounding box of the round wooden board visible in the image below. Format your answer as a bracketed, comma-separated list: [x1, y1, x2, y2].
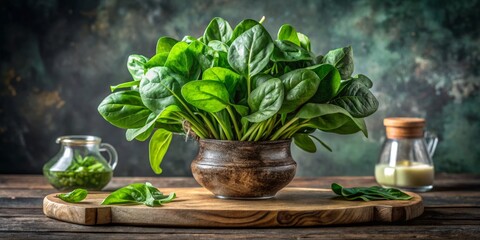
[43, 187, 423, 227]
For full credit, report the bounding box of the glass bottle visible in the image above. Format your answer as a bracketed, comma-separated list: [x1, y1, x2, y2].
[375, 118, 438, 192]
[43, 135, 118, 191]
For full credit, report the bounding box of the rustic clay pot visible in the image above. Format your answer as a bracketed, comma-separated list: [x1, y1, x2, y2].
[191, 139, 297, 199]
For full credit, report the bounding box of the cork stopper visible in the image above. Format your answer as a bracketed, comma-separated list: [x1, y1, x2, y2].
[384, 117, 425, 139]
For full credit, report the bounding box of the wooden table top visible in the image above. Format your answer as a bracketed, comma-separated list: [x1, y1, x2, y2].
[1, 174, 479, 239]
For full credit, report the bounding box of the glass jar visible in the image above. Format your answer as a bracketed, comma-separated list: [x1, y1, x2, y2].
[375, 118, 438, 192]
[43, 135, 118, 191]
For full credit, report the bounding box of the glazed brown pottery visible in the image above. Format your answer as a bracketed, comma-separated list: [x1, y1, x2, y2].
[191, 139, 297, 199]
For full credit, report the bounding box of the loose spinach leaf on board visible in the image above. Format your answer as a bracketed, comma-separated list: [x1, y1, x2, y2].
[101, 182, 176, 207]
[331, 183, 413, 201]
[57, 189, 88, 203]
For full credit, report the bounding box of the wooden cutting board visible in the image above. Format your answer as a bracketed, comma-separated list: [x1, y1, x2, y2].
[43, 187, 423, 227]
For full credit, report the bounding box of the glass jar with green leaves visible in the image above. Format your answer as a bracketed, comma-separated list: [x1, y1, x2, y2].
[97, 17, 378, 198]
[43, 136, 118, 191]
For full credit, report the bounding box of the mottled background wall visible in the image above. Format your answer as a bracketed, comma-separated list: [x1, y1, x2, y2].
[1, 0, 479, 176]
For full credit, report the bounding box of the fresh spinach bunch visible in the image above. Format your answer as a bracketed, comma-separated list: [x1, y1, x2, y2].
[98, 17, 379, 174]
[331, 183, 413, 201]
[101, 182, 176, 207]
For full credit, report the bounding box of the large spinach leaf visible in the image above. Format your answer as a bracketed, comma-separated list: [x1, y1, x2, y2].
[277, 24, 301, 46]
[165, 42, 200, 80]
[278, 69, 320, 113]
[139, 67, 187, 113]
[321, 46, 354, 80]
[149, 129, 173, 174]
[181, 80, 230, 113]
[203, 17, 233, 44]
[330, 74, 379, 118]
[307, 64, 341, 103]
[271, 40, 313, 62]
[244, 78, 284, 122]
[98, 90, 151, 129]
[228, 24, 274, 78]
[296, 103, 367, 136]
[202, 67, 241, 98]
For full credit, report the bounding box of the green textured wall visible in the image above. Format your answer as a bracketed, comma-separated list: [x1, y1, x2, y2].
[1, 0, 479, 176]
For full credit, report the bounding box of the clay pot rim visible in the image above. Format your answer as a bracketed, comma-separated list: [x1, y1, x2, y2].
[199, 139, 292, 145]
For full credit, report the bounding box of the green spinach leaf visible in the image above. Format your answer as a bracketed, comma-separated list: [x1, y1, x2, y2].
[181, 80, 230, 113]
[331, 183, 413, 201]
[98, 90, 151, 129]
[277, 24, 300, 46]
[330, 74, 379, 118]
[244, 78, 284, 122]
[307, 64, 341, 103]
[228, 24, 274, 78]
[297, 32, 311, 51]
[203, 17, 233, 44]
[271, 40, 313, 62]
[149, 129, 173, 174]
[139, 67, 187, 113]
[202, 67, 241, 98]
[293, 133, 316, 153]
[279, 69, 320, 113]
[228, 19, 259, 45]
[127, 55, 149, 81]
[57, 189, 88, 203]
[165, 41, 200, 80]
[296, 103, 367, 137]
[110, 80, 140, 92]
[321, 46, 354, 80]
[101, 182, 176, 207]
[156, 37, 178, 54]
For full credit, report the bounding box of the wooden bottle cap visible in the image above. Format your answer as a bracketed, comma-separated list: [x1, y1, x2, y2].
[384, 118, 425, 139]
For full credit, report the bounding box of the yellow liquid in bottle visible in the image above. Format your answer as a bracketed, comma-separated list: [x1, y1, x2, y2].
[375, 161, 434, 188]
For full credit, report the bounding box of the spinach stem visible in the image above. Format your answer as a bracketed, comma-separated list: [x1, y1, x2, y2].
[240, 122, 260, 141]
[176, 112, 209, 138]
[270, 117, 299, 140]
[254, 121, 267, 141]
[198, 112, 220, 139]
[211, 113, 233, 140]
[226, 106, 242, 140]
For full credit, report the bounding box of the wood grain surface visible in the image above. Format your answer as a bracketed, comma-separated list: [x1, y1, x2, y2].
[43, 187, 423, 227]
